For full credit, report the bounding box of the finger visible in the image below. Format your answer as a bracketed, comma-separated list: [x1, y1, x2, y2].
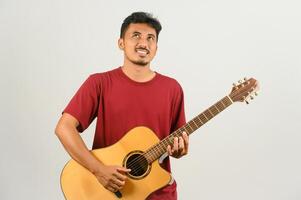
[113, 171, 127, 182]
[112, 178, 125, 187]
[182, 132, 189, 146]
[117, 167, 131, 173]
[178, 136, 184, 153]
[110, 182, 123, 190]
[107, 185, 116, 193]
[172, 137, 179, 153]
[182, 132, 189, 154]
[167, 145, 172, 155]
[172, 137, 182, 157]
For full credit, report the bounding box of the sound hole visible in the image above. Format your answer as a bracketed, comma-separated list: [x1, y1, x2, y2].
[124, 151, 150, 179]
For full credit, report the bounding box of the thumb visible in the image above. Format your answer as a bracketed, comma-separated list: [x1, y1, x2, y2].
[117, 167, 131, 173]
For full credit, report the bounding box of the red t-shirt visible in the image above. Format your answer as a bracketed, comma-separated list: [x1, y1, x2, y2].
[64, 67, 186, 199]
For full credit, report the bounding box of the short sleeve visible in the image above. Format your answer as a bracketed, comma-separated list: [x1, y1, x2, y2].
[171, 83, 186, 132]
[63, 75, 101, 132]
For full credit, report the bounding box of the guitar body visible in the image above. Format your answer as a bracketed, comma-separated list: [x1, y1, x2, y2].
[60, 77, 259, 199]
[60, 126, 171, 200]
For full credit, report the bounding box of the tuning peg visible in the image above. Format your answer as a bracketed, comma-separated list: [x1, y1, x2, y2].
[233, 83, 237, 87]
[244, 77, 248, 81]
[243, 96, 249, 104]
[250, 95, 254, 100]
[255, 92, 258, 96]
[238, 80, 243, 84]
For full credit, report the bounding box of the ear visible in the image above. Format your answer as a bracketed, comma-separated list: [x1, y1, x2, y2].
[118, 38, 124, 50]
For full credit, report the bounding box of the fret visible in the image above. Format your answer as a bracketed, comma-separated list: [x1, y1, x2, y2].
[227, 95, 233, 103]
[198, 115, 206, 124]
[153, 147, 159, 158]
[205, 110, 211, 118]
[187, 122, 195, 131]
[147, 150, 155, 163]
[211, 104, 220, 115]
[162, 138, 170, 147]
[190, 120, 199, 130]
[219, 101, 226, 110]
[226, 96, 233, 106]
[158, 145, 165, 154]
[184, 124, 193, 133]
[202, 113, 209, 121]
[177, 128, 185, 136]
[145, 152, 151, 162]
[220, 99, 226, 108]
[215, 102, 222, 111]
[223, 99, 230, 107]
[208, 108, 214, 116]
[192, 119, 199, 129]
[186, 121, 192, 130]
[143, 96, 232, 163]
[214, 104, 220, 112]
[196, 116, 204, 125]
[183, 126, 190, 134]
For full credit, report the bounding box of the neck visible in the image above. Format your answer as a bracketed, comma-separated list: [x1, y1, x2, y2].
[143, 96, 233, 164]
[121, 62, 155, 82]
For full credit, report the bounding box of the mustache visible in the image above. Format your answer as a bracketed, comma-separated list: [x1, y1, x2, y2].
[135, 48, 149, 53]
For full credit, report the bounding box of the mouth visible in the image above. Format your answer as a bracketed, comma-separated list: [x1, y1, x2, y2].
[135, 48, 149, 56]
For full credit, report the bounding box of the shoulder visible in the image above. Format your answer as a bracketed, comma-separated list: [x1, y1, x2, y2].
[86, 67, 120, 84]
[89, 67, 118, 79]
[157, 72, 183, 92]
[75, 67, 120, 93]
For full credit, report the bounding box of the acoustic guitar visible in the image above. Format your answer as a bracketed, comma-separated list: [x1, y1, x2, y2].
[60, 77, 259, 200]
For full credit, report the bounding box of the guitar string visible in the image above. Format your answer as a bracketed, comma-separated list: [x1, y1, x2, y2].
[124, 97, 232, 173]
[125, 114, 209, 173]
[121, 126, 189, 171]
[125, 110, 221, 172]
[124, 133, 178, 172]
[125, 129, 188, 173]
[124, 98, 231, 173]
[125, 118, 205, 173]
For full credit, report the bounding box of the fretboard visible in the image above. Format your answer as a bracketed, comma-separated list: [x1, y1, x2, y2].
[144, 96, 233, 163]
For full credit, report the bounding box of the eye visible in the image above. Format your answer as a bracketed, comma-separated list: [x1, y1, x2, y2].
[132, 33, 140, 39]
[147, 36, 155, 41]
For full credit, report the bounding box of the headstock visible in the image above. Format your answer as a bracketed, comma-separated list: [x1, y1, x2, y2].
[229, 77, 259, 104]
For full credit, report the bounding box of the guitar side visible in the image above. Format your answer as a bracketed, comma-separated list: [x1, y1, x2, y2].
[60, 126, 172, 200]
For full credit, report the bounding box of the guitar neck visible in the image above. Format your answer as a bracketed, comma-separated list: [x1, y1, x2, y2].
[144, 96, 233, 163]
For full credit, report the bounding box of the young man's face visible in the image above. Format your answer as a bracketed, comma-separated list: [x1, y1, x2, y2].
[118, 23, 158, 67]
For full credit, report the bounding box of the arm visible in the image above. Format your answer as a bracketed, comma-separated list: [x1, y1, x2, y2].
[55, 113, 130, 192]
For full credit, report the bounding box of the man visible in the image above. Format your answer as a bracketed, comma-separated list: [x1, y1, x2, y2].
[55, 12, 189, 199]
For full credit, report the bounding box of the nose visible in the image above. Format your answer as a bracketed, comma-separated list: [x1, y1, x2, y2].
[137, 37, 148, 48]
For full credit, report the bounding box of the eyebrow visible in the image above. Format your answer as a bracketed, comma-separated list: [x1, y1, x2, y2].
[147, 33, 156, 38]
[132, 31, 156, 38]
[132, 31, 141, 35]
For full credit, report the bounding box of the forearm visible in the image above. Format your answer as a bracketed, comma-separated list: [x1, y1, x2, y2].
[55, 122, 103, 174]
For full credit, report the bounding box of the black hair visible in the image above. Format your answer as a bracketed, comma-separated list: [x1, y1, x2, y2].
[120, 12, 162, 40]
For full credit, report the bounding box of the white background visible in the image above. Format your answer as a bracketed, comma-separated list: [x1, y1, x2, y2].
[1, 0, 300, 199]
